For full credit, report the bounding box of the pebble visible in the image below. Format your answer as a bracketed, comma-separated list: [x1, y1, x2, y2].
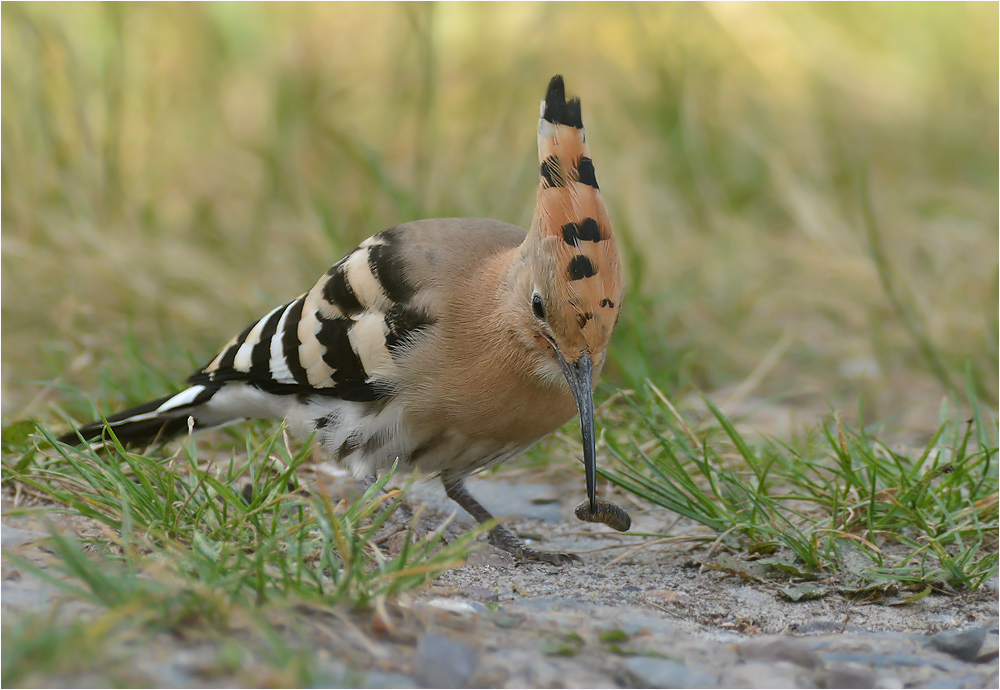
[911, 680, 962, 689]
[465, 545, 515, 569]
[793, 619, 851, 635]
[1, 525, 46, 547]
[493, 651, 565, 689]
[722, 660, 807, 689]
[818, 652, 962, 670]
[423, 597, 488, 615]
[925, 627, 987, 662]
[1, 575, 61, 610]
[360, 670, 417, 688]
[462, 585, 500, 604]
[518, 596, 597, 611]
[735, 585, 774, 607]
[414, 634, 479, 688]
[645, 589, 690, 606]
[130, 660, 193, 687]
[739, 636, 821, 669]
[820, 665, 880, 689]
[617, 657, 716, 689]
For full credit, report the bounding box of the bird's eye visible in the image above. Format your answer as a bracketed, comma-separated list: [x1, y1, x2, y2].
[531, 293, 546, 321]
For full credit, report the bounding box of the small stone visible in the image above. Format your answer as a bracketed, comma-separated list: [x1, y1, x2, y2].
[415, 634, 478, 688]
[794, 620, 852, 635]
[495, 653, 564, 688]
[779, 584, 830, 602]
[925, 627, 988, 662]
[818, 652, 947, 669]
[1, 526, 45, 547]
[617, 658, 716, 689]
[489, 612, 524, 629]
[517, 596, 596, 611]
[1, 579, 61, 610]
[723, 661, 805, 689]
[735, 585, 774, 607]
[362, 670, 417, 688]
[130, 661, 193, 688]
[820, 666, 879, 689]
[740, 637, 821, 669]
[645, 589, 690, 605]
[423, 597, 487, 615]
[462, 586, 499, 604]
[540, 631, 584, 657]
[466, 545, 515, 568]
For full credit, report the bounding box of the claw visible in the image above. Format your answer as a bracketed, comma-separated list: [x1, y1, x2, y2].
[487, 524, 581, 566]
[518, 547, 581, 566]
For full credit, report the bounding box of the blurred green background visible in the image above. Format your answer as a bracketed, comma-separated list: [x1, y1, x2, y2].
[2, 2, 997, 435]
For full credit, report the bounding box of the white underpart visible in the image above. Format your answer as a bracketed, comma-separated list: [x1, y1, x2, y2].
[197, 384, 294, 428]
[233, 305, 283, 373]
[291, 398, 407, 477]
[290, 397, 533, 479]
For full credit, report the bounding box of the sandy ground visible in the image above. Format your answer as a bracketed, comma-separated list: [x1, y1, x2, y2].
[3, 469, 997, 688]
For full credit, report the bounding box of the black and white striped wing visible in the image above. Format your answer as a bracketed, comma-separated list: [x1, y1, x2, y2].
[59, 227, 440, 448]
[189, 228, 437, 404]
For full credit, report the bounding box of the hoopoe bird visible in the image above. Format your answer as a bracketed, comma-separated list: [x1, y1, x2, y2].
[59, 75, 623, 565]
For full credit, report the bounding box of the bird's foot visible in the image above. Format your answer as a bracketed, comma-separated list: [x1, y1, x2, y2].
[488, 525, 581, 566]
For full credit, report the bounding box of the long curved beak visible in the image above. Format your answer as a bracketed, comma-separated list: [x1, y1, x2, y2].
[555, 350, 597, 512]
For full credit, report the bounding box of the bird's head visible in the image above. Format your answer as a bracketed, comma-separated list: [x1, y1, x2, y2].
[518, 75, 623, 511]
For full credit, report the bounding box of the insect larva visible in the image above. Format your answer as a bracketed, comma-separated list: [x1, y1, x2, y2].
[575, 499, 632, 532]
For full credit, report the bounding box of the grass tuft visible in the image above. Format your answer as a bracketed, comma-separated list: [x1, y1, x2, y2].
[3, 423, 479, 610]
[599, 382, 998, 588]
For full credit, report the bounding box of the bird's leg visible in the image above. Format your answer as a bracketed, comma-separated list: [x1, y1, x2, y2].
[442, 475, 580, 566]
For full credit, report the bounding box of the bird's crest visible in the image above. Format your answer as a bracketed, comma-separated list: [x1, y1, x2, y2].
[529, 75, 622, 356]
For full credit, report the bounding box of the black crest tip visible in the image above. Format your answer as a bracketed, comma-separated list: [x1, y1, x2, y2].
[544, 75, 565, 108]
[543, 75, 583, 128]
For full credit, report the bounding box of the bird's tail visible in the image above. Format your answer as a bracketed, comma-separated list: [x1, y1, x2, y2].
[57, 384, 217, 448]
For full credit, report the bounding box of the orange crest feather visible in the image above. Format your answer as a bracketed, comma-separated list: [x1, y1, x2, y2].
[529, 76, 622, 358]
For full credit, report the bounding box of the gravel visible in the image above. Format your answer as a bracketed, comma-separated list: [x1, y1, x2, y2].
[3, 475, 997, 688]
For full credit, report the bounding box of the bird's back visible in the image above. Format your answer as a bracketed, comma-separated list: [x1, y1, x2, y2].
[195, 217, 539, 474]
